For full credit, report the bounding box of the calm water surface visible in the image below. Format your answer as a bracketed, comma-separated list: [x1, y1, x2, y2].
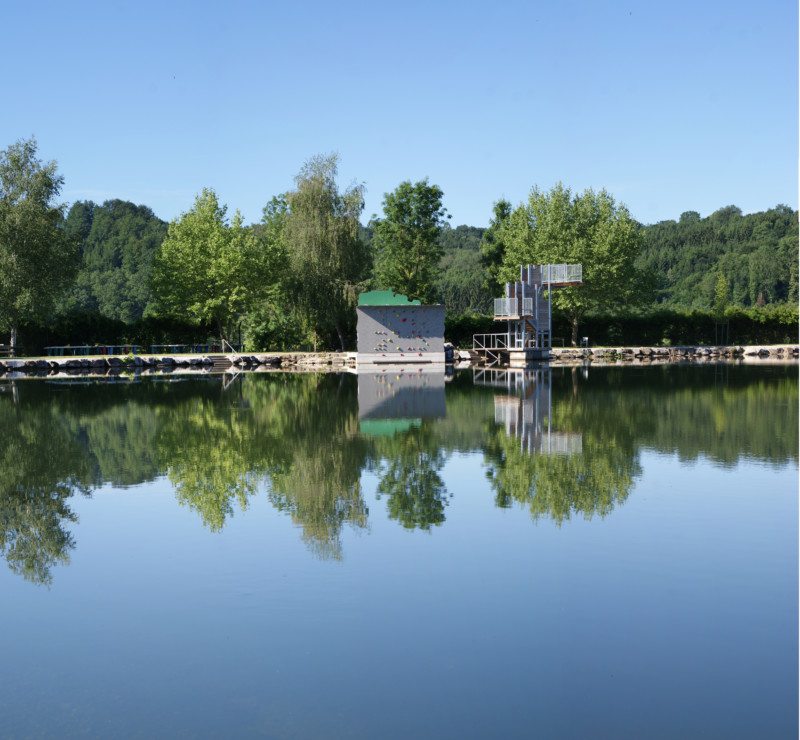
[1, 364, 797, 738]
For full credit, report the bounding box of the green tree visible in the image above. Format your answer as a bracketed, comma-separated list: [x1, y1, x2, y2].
[0, 138, 79, 352]
[283, 154, 369, 350]
[500, 184, 647, 345]
[151, 188, 259, 341]
[479, 198, 512, 296]
[713, 273, 730, 318]
[435, 247, 490, 315]
[372, 179, 449, 303]
[243, 195, 309, 350]
[60, 199, 167, 323]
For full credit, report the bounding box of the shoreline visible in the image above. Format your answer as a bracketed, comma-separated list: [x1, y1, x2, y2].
[0, 344, 796, 378]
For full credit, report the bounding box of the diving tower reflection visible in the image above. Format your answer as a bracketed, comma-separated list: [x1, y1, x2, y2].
[473, 366, 583, 455]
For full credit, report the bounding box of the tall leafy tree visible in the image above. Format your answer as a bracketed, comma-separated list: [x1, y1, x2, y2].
[479, 198, 512, 296]
[372, 179, 449, 303]
[713, 273, 730, 318]
[151, 188, 258, 341]
[242, 195, 306, 350]
[61, 200, 167, 323]
[283, 154, 369, 350]
[500, 183, 647, 345]
[0, 138, 79, 352]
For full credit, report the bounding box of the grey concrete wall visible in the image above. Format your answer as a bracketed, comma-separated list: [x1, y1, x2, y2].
[356, 305, 445, 363]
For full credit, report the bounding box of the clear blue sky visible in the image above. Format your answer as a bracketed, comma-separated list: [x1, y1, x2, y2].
[3, 0, 797, 226]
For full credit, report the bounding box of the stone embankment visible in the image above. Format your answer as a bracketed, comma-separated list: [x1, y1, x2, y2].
[0, 345, 796, 377]
[550, 344, 799, 364]
[0, 351, 357, 377]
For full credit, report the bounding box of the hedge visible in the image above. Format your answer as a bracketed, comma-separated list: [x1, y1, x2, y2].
[13, 304, 798, 355]
[444, 306, 799, 348]
[17, 313, 215, 356]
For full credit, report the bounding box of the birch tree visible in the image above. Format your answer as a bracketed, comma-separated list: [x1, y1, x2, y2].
[0, 138, 78, 353]
[283, 154, 369, 350]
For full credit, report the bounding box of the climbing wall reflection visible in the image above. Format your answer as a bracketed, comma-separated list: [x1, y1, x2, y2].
[357, 367, 446, 436]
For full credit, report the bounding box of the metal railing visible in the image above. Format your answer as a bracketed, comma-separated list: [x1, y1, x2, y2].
[220, 338, 244, 387]
[542, 264, 582, 284]
[473, 333, 511, 351]
[221, 337, 242, 360]
[493, 297, 534, 318]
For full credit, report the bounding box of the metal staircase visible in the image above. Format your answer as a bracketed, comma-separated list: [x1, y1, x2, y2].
[473, 263, 582, 365]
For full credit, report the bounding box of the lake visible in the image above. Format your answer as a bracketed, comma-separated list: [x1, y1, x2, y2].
[0, 364, 797, 739]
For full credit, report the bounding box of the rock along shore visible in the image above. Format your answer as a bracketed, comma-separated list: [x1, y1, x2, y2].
[548, 344, 799, 365]
[0, 351, 358, 377]
[0, 345, 796, 377]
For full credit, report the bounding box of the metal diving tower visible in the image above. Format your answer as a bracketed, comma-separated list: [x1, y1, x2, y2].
[473, 264, 582, 366]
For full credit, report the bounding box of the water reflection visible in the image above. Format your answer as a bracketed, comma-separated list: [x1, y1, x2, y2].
[0, 363, 796, 583]
[360, 369, 450, 530]
[475, 367, 583, 454]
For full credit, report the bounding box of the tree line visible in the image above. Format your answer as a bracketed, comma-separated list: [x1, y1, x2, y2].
[1, 137, 797, 352]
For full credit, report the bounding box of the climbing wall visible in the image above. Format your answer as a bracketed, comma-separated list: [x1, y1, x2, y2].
[356, 305, 445, 364]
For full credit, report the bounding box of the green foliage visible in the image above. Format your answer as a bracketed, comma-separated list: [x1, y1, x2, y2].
[637, 204, 798, 308]
[500, 183, 649, 344]
[713, 273, 730, 318]
[436, 247, 491, 315]
[0, 137, 79, 349]
[444, 304, 798, 348]
[479, 199, 512, 296]
[372, 179, 449, 303]
[438, 223, 483, 252]
[1, 133, 795, 350]
[61, 199, 167, 323]
[562, 305, 798, 346]
[283, 154, 370, 350]
[444, 311, 495, 347]
[242, 195, 309, 350]
[151, 189, 262, 340]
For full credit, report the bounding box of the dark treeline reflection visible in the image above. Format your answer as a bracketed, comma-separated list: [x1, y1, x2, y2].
[0, 364, 796, 583]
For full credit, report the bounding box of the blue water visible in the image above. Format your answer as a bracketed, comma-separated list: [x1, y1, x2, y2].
[0, 364, 796, 738]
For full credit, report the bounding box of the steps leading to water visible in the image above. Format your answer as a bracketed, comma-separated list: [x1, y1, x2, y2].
[205, 354, 234, 371]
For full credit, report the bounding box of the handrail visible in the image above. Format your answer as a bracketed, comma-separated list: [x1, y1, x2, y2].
[493, 297, 533, 318]
[542, 264, 582, 284]
[220, 337, 243, 385]
[221, 337, 242, 361]
[473, 333, 512, 351]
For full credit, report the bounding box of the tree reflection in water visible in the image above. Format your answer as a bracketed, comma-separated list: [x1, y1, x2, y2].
[360, 370, 450, 531]
[0, 391, 91, 585]
[0, 363, 795, 582]
[479, 367, 638, 523]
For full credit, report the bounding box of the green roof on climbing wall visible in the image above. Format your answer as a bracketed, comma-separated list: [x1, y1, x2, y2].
[357, 290, 421, 306]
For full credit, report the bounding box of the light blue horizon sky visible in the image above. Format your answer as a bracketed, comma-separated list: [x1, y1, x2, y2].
[3, 0, 797, 227]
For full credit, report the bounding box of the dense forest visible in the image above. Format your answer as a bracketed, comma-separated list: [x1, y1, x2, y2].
[1, 138, 797, 352]
[54, 202, 798, 322]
